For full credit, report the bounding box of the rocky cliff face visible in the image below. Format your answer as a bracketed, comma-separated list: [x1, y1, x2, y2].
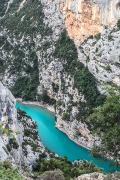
[0, 82, 49, 171]
[0, 81, 16, 162]
[76, 172, 120, 180]
[41, 0, 120, 90]
[61, 0, 120, 43]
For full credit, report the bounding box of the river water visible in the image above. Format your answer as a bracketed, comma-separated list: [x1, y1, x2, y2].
[16, 102, 120, 173]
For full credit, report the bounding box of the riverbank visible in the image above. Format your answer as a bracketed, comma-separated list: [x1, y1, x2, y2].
[16, 100, 120, 164]
[16, 99, 55, 114]
[16, 101, 120, 172]
[16, 99, 94, 150]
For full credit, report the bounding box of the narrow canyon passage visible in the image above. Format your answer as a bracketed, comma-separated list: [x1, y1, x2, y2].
[16, 102, 120, 173]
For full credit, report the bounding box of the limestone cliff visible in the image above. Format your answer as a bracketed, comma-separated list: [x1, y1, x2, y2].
[61, 0, 120, 43]
[76, 172, 120, 180]
[0, 82, 48, 171]
[0, 81, 16, 162]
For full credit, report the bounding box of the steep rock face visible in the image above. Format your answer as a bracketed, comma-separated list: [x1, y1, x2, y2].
[78, 26, 120, 90]
[0, 81, 15, 112]
[76, 172, 120, 180]
[76, 172, 106, 180]
[0, 82, 48, 170]
[0, 81, 16, 162]
[41, 0, 64, 40]
[61, 0, 120, 43]
[37, 169, 65, 180]
[17, 110, 50, 170]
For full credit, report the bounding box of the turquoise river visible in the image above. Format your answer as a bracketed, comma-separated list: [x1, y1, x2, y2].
[16, 102, 120, 173]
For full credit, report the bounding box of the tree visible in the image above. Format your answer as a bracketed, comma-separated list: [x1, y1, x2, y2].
[88, 89, 120, 161]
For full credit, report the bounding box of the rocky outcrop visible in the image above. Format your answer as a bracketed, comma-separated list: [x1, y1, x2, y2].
[77, 26, 120, 91]
[17, 110, 50, 171]
[0, 82, 50, 171]
[76, 172, 106, 180]
[0, 81, 16, 162]
[76, 172, 120, 180]
[0, 81, 15, 112]
[36, 169, 65, 180]
[61, 0, 120, 43]
[0, 137, 8, 161]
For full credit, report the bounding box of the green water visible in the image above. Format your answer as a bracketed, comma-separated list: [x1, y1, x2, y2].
[16, 102, 120, 173]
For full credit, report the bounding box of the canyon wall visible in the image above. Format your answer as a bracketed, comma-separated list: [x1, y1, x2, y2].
[61, 0, 120, 43]
[0, 82, 16, 162]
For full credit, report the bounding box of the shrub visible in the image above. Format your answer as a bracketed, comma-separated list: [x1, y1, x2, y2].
[108, 34, 113, 41]
[52, 82, 59, 93]
[91, 147, 102, 158]
[9, 137, 19, 149]
[105, 65, 112, 72]
[0, 162, 22, 180]
[94, 33, 101, 41]
[117, 19, 120, 29]
[88, 89, 120, 161]
[38, 90, 56, 105]
[62, 112, 70, 121]
[33, 156, 100, 179]
[11, 51, 39, 101]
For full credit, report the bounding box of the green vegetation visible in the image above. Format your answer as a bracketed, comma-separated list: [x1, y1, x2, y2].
[91, 146, 102, 158]
[38, 90, 56, 105]
[0, 0, 52, 101]
[88, 89, 120, 161]
[17, 110, 40, 152]
[94, 33, 101, 41]
[0, 161, 22, 180]
[0, 0, 51, 36]
[62, 112, 70, 121]
[52, 82, 59, 93]
[117, 19, 120, 29]
[33, 156, 100, 180]
[7, 136, 19, 152]
[108, 34, 113, 41]
[0, 123, 13, 136]
[11, 50, 39, 101]
[105, 65, 112, 72]
[54, 31, 105, 111]
[0, 0, 8, 17]
[0, 36, 40, 101]
[24, 128, 37, 140]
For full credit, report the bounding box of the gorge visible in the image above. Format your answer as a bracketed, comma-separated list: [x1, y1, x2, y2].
[16, 101, 120, 173]
[0, 0, 120, 179]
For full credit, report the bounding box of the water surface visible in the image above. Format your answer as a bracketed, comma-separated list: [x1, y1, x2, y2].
[16, 102, 120, 173]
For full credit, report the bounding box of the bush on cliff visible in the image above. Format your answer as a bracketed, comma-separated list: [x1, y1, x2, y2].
[117, 19, 120, 29]
[0, 161, 22, 180]
[88, 89, 120, 161]
[33, 156, 100, 179]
